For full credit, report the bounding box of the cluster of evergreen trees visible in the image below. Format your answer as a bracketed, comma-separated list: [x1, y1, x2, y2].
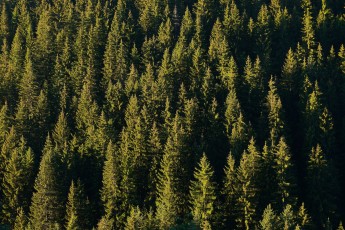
[0, 0, 344, 229]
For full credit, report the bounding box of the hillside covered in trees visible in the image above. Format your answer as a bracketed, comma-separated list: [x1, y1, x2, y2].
[0, 0, 345, 229]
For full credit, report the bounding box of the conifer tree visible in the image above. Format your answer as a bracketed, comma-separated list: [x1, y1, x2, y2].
[222, 153, 237, 228]
[157, 49, 173, 100]
[138, 0, 164, 35]
[52, 110, 70, 150]
[18, 49, 39, 116]
[219, 56, 239, 91]
[6, 27, 25, 104]
[230, 115, 251, 160]
[305, 82, 323, 149]
[224, 89, 250, 159]
[29, 136, 66, 229]
[0, 38, 9, 85]
[259, 142, 276, 208]
[254, 4, 272, 69]
[100, 142, 120, 229]
[190, 154, 216, 229]
[243, 56, 265, 133]
[70, 24, 89, 95]
[296, 203, 311, 228]
[155, 150, 179, 229]
[52, 37, 73, 101]
[223, 1, 243, 55]
[267, 77, 285, 146]
[147, 122, 163, 205]
[316, 0, 333, 49]
[319, 107, 335, 155]
[306, 144, 338, 227]
[179, 7, 194, 42]
[208, 18, 229, 67]
[1, 135, 34, 226]
[260, 204, 277, 230]
[235, 138, 261, 230]
[193, 0, 216, 38]
[0, 3, 9, 45]
[301, 6, 316, 52]
[76, 77, 99, 138]
[65, 180, 91, 230]
[124, 206, 154, 230]
[273, 137, 295, 207]
[13, 207, 28, 230]
[0, 127, 17, 171]
[281, 49, 299, 97]
[155, 114, 186, 229]
[158, 18, 173, 51]
[33, 7, 55, 84]
[278, 204, 296, 230]
[0, 103, 9, 145]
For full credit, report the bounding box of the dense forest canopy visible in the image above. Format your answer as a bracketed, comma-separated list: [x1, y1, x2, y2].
[0, 0, 344, 229]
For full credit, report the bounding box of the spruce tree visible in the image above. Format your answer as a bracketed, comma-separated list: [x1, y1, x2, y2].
[155, 114, 186, 229]
[278, 204, 296, 230]
[273, 137, 295, 207]
[190, 154, 216, 229]
[296, 203, 311, 228]
[223, 153, 237, 228]
[52, 110, 70, 149]
[99, 141, 119, 228]
[208, 18, 229, 68]
[0, 3, 9, 46]
[146, 122, 163, 205]
[65, 180, 90, 230]
[301, 6, 316, 52]
[304, 82, 323, 150]
[266, 77, 285, 146]
[222, 0, 243, 56]
[306, 144, 338, 227]
[155, 150, 179, 229]
[29, 136, 66, 229]
[33, 7, 55, 84]
[124, 206, 154, 230]
[235, 138, 261, 230]
[1, 136, 34, 226]
[260, 204, 277, 230]
[0, 103, 9, 145]
[13, 207, 28, 230]
[224, 89, 250, 159]
[254, 4, 272, 69]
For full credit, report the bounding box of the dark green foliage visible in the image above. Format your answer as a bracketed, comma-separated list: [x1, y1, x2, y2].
[189, 154, 216, 229]
[0, 0, 344, 229]
[29, 136, 66, 229]
[1, 131, 34, 226]
[65, 180, 91, 230]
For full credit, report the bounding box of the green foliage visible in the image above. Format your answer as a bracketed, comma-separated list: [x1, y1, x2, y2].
[29, 136, 66, 229]
[259, 204, 277, 230]
[100, 142, 120, 229]
[273, 137, 295, 207]
[306, 144, 338, 226]
[266, 77, 285, 146]
[65, 180, 90, 230]
[124, 206, 155, 230]
[0, 1, 344, 229]
[190, 154, 216, 229]
[235, 138, 261, 230]
[1, 134, 34, 226]
[13, 207, 28, 230]
[155, 114, 186, 229]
